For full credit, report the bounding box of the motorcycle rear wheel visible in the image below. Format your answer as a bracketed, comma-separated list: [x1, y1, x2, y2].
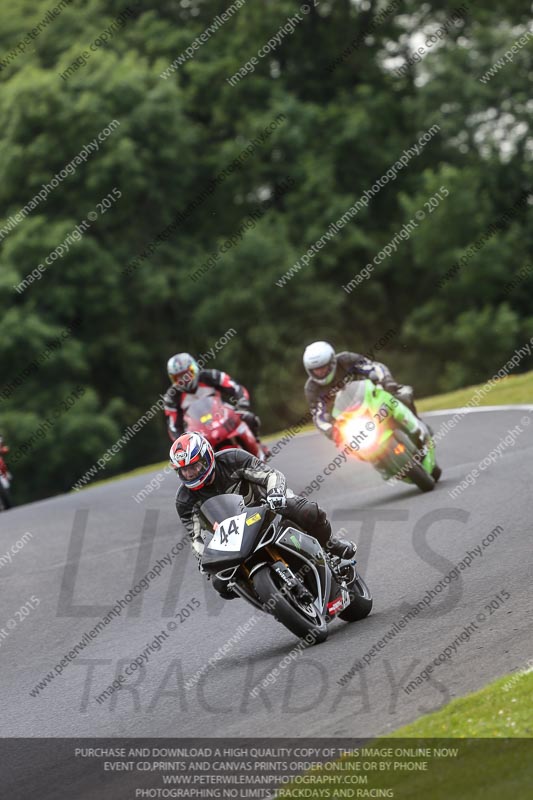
[252, 565, 328, 643]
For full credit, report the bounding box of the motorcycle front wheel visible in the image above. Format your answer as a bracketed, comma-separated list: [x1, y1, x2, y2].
[339, 572, 373, 622]
[405, 462, 435, 492]
[252, 565, 328, 643]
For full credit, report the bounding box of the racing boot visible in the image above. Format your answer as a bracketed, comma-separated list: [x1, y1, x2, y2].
[395, 385, 420, 418]
[326, 537, 357, 560]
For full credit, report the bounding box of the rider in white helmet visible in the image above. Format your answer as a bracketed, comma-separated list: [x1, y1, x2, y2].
[303, 341, 422, 440]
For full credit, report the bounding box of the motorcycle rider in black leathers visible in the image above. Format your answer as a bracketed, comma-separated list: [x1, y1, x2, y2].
[303, 341, 425, 443]
[163, 352, 262, 444]
[171, 431, 356, 598]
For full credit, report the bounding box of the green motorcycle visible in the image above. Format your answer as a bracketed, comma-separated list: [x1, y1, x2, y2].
[331, 379, 441, 492]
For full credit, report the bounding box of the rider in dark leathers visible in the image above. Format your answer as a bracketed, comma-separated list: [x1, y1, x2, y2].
[172, 433, 356, 598]
[303, 341, 422, 442]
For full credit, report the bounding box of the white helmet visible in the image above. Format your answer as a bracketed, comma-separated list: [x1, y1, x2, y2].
[303, 341, 337, 385]
[167, 353, 200, 392]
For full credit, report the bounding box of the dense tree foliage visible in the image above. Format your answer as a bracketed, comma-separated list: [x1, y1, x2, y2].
[0, 0, 531, 502]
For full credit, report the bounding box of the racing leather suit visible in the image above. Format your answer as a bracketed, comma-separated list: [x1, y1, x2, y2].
[176, 449, 332, 562]
[305, 351, 417, 439]
[164, 369, 259, 441]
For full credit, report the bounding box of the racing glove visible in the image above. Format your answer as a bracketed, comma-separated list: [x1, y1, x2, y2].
[316, 418, 334, 439]
[314, 401, 334, 439]
[358, 362, 386, 384]
[266, 489, 287, 511]
[235, 396, 251, 409]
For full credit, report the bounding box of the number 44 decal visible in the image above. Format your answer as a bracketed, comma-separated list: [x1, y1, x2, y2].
[208, 513, 247, 551]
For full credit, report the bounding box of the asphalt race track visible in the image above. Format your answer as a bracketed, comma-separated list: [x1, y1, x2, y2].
[1, 406, 532, 744]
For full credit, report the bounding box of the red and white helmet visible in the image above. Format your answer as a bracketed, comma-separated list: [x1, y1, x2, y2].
[170, 432, 215, 490]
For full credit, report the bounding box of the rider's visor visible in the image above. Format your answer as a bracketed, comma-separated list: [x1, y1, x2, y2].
[170, 367, 195, 388]
[178, 458, 207, 482]
[311, 364, 332, 379]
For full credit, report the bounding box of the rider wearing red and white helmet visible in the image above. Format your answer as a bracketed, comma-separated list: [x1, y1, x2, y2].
[163, 352, 262, 443]
[171, 431, 356, 597]
[303, 341, 420, 440]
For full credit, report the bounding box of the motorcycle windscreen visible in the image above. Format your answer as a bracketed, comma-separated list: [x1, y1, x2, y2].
[332, 380, 369, 418]
[185, 395, 219, 424]
[184, 393, 235, 440]
[180, 386, 217, 411]
[200, 494, 271, 570]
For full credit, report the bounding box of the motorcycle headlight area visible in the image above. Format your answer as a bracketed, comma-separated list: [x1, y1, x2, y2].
[340, 415, 379, 452]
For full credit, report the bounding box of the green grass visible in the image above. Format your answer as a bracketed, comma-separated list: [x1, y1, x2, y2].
[277, 672, 533, 799]
[417, 370, 533, 412]
[391, 669, 533, 738]
[75, 370, 533, 491]
[73, 458, 171, 491]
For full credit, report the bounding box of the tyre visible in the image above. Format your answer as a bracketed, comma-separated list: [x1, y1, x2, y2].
[0, 485, 12, 510]
[432, 464, 442, 482]
[252, 565, 328, 643]
[339, 573, 373, 622]
[405, 462, 435, 492]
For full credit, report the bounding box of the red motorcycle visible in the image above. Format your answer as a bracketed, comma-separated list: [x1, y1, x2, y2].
[0, 438, 12, 510]
[182, 388, 268, 460]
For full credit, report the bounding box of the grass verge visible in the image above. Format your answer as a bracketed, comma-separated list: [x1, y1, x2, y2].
[277, 671, 533, 799]
[417, 371, 533, 412]
[392, 668, 533, 738]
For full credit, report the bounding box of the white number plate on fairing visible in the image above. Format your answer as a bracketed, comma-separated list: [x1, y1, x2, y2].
[207, 512, 247, 551]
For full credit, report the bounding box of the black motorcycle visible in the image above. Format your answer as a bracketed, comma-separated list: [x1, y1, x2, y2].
[200, 494, 372, 643]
